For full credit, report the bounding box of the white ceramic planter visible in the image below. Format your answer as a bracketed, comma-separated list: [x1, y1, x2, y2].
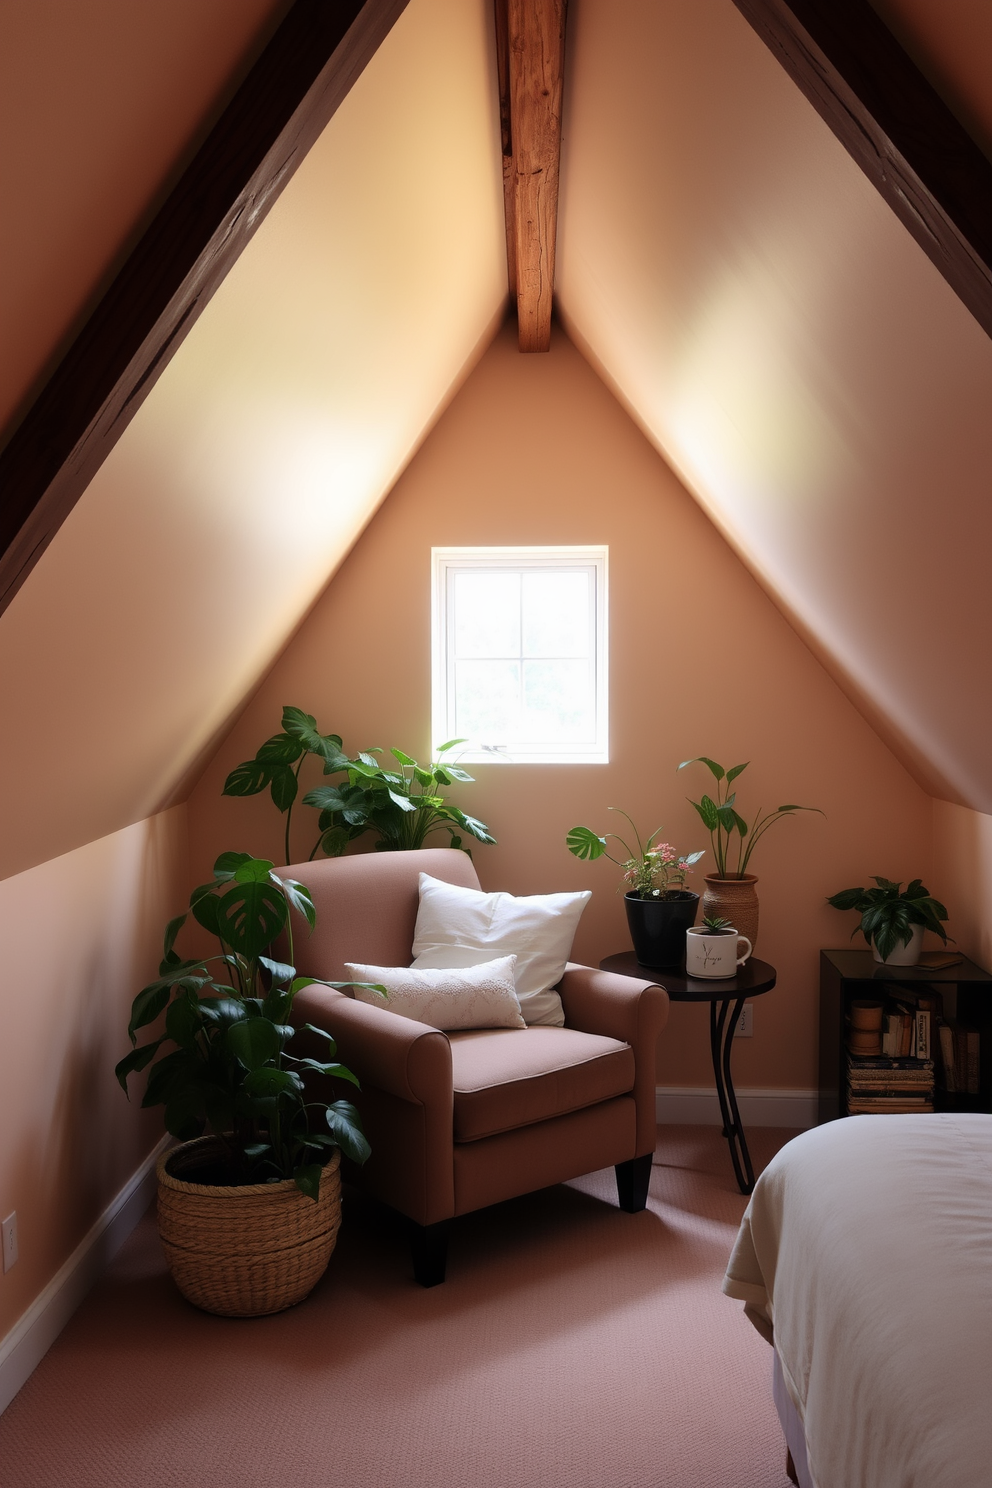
[871, 923, 924, 965]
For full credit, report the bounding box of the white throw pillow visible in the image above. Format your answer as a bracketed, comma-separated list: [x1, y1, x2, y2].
[344, 955, 525, 1031]
[410, 873, 591, 1026]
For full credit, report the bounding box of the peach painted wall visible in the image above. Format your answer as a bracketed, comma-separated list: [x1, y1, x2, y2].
[0, 0, 288, 434]
[187, 324, 933, 1092]
[932, 801, 992, 975]
[0, 807, 187, 1340]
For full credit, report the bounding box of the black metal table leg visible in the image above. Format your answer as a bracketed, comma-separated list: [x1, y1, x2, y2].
[709, 996, 755, 1195]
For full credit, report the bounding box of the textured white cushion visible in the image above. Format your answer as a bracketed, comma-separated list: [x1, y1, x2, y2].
[410, 873, 592, 1027]
[344, 955, 525, 1031]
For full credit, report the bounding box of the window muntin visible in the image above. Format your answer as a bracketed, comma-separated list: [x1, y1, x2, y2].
[432, 547, 608, 764]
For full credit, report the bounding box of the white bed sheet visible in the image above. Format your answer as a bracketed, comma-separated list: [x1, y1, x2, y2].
[723, 1114, 992, 1488]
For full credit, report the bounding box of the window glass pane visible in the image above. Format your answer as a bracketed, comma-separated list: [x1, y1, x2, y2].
[453, 571, 520, 658]
[455, 660, 521, 740]
[521, 660, 595, 741]
[521, 570, 591, 658]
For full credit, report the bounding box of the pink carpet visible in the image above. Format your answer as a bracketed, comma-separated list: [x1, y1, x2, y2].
[0, 1126, 797, 1487]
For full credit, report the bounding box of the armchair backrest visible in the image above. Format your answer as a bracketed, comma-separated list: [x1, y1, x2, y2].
[285, 848, 481, 981]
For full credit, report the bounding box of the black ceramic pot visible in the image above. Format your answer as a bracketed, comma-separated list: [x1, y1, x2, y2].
[624, 890, 699, 967]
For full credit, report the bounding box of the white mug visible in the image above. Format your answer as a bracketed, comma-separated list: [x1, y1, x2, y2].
[685, 925, 752, 978]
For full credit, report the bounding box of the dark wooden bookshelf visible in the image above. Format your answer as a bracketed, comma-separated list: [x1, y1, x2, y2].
[818, 949, 992, 1122]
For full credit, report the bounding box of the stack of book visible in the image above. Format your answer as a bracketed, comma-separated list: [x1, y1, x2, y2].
[846, 1052, 934, 1113]
[846, 994, 936, 1113]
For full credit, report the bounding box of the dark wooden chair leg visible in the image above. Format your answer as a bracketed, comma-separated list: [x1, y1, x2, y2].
[615, 1153, 652, 1212]
[410, 1221, 449, 1287]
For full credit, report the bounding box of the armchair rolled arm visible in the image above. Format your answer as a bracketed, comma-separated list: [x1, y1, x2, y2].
[558, 963, 669, 1158]
[293, 984, 456, 1226]
[292, 984, 452, 1106]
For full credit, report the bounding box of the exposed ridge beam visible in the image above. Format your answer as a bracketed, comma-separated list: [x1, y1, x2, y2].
[730, 0, 992, 340]
[0, 0, 409, 618]
[501, 0, 567, 352]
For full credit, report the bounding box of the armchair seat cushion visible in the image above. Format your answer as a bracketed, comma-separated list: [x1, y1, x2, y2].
[449, 1027, 634, 1142]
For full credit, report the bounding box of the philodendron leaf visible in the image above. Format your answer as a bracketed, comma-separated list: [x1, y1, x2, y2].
[162, 915, 186, 961]
[391, 747, 416, 767]
[127, 983, 171, 1042]
[213, 851, 253, 880]
[255, 733, 304, 766]
[279, 877, 316, 931]
[294, 1163, 323, 1202]
[223, 760, 270, 797]
[216, 877, 287, 959]
[227, 1017, 282, 1070]
[725, 762, 749, 784]
[566, 826, 607, 860]
[243, 1066, 303, 1098]
[259, 955, 295, 988]
[436, 738, 467, 753]
[325, 1100, 371, 1165]
[269, 765, 299, 812]
[114, 1040, 164, 1092]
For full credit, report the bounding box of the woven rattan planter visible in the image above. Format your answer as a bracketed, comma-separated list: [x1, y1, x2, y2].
[701, 874, 759, 951]
[156, 1138, 342, 1318]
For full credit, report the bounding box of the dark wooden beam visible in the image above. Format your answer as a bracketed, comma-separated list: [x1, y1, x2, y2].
[493, 0, 516, 299]
[0, 0, 408, 617]
[730, 0, 992, 340]
[504, 0, 567, 352]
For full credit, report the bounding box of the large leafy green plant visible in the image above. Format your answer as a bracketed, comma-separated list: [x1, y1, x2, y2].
[678, 756, 822, 877]
[115, 852, 371, 1199]
[223, 707, 495, 861]
[566, 810, 704, 899]
[305, 740, 496, 854]
[222, 707, 356, 864]
[827, 877, 949, 961]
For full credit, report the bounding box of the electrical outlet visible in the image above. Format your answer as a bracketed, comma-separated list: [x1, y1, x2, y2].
[2, 1212, 17, 1273]
[735, 1003, 753, 1038]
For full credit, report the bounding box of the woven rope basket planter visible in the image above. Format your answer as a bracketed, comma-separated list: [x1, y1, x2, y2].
[156, 1138, 342, 1318]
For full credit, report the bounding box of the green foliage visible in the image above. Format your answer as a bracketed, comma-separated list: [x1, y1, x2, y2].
[223, 710, 495, 863]
[827, 877, 949, 961]
[115, 854, 374, 1199]
[677, 757, 822, 877]
[701, 915, 732, 932]
[566, 809, 704, 900]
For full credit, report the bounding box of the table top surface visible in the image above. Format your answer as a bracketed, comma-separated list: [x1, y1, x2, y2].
[600, 951, 776, 1002]
[820, 948, 992, 983]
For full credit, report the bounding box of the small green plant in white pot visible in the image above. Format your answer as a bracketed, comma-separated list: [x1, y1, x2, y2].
[827, 876, 950, 965]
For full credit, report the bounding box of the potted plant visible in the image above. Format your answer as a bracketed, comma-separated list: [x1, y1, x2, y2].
[223, 707, 495, 861]
[678, 756, 822, 950]
[115, 852, 373, 1317]
[827, 876, 950, 965]
[567, 810, 704, 967]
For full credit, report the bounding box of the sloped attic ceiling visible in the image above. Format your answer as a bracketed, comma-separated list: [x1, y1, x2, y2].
[2, 0, 992, 883]
[0, 0, 505, 881]
[556, 0, 992, 812]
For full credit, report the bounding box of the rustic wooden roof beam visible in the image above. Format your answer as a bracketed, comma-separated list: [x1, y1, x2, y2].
[499, 0, 567, 352]
[0, 0, 409, 618]
[730, 0, 992, 340]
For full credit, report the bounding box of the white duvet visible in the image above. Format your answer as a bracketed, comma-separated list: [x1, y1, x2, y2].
[723, 1114, 992, 1488]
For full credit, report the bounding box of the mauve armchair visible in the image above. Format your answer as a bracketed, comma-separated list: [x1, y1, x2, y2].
[288, 849, 668, 1284]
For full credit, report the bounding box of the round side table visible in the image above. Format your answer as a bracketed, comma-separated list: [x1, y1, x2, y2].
[600, 952, 777, 1194]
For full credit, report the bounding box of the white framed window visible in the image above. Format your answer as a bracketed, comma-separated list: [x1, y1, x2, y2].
[431, 546, 608, 764]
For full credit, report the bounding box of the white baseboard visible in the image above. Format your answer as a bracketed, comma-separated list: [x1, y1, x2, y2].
[656, 1085, 818, 1129]
[0, 1135, 168, 1416]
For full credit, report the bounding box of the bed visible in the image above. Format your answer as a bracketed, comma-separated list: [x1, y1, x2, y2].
[723, 1113, 992, 1488]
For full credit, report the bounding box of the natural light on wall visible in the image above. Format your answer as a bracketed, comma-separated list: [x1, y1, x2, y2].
[432, 547, 608, 764]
